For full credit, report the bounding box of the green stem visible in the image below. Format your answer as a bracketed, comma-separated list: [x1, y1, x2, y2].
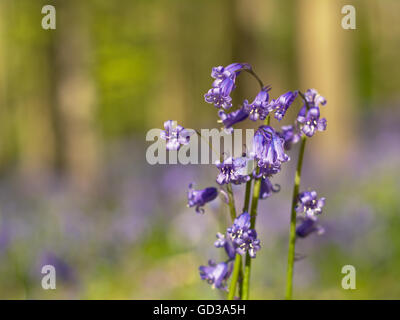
[249, 175, 261, 228]
[265, 114, 271, 126]
[227, 68, 266, 300]
[242, 168, 261, 300]
[226, 184, 236, 221]
[242, 255, 251, 300]
[227, 254, 242, 300]
[285, 136, 307, 300]
[195, 130, 220, 159]
[241, 114, 270, 300]
[243, 180, 252, 212]
[236, 179, 253, 296]
[228, 178, 252, 300]
[226, 182, 245, 300]
[238, 262, 244, 298]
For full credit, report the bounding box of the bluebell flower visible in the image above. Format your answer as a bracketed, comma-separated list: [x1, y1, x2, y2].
[252, 125, 290, 168]
[278, 125, 301, 150]
[160, 120, 192, 150]
[254, 162, 281, 178]
[214, 232, 236, 260]
[215, 156, 251, 185]
[218, 107, 248, 133]
[242, 86, 271, 121]
[269, 90, 298, 121]
[199, 260, 232, 290]
[187, 183, 218, 214]
[211, 62, 249, 82]
[295, 190, 325, 217]
[227, 212, 261, 258]
[296, 216, 324, 238]
[253, 163, 281, 200]
[297, 106, 327, 137]
[228, 211, 251, 233]
[303, 88, 327, 108]
[205, 78, 234, 110]
[205, 62, 251, 110]
[296, 89, 327, 137]
[259, 177, 280, 199]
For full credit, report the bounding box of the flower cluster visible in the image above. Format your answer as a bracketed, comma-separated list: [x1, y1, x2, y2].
[157, 62, 329, 297]
[226, 212, 261, 258]
[199, 211, 261, 290]
[199, 232, 235, 290]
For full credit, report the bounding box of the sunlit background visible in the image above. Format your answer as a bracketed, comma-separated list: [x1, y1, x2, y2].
[0, 0, 399, 299]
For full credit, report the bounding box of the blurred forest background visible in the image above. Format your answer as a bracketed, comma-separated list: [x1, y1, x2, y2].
[0, 0, 400, 299]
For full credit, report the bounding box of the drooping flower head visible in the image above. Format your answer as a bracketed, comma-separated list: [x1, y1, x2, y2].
[243, 86, 271, 121]
[215, 156, 250, 185]
[187, 183, 218, 214]
[199, 260, 232, 290]
[227, 212, 261, 258]
[252, 125, 290, 168]
[296, 216, 324, 238]
[295, 190, 325, 217]
[205, 63, 251, 110]
[270, 90, 298, 121]
[160, 120, 192, 151]
[211, 63, 249, 82]
[259, 177, 281, 200]
[218, 107, 248, 133]
[278, 125, 301, 150]
[297, 106, 327, 137]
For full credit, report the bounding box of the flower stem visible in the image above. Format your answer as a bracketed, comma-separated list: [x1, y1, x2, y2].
[242, 256, 251, 300]
[238, 262, 244, 297]
[227, 254, 242, 300]
[226, 182, 245, 300]
[242, 168, 261, 300]
[243, 69, 264, 89]
[239, 66, 264, 90]
[226, 183, 236, 221]
[228, 178, 252, 300]
[195, 130, 221, 159]
[285, 135, 307, 300]
[243, 180, 252, 212]
[238, 179, 253, 295]
[241, 115, 269, 300]
[228, 70, 266, 300]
